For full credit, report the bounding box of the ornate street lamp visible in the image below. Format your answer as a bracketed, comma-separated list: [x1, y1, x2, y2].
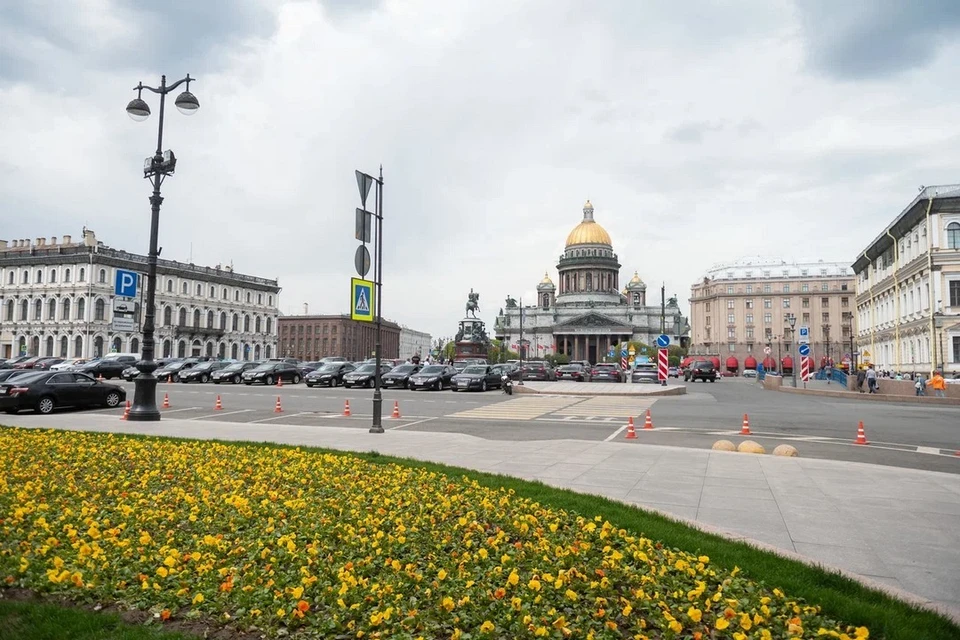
[786, 315, 797, 387]
[125, 74, 199, 421]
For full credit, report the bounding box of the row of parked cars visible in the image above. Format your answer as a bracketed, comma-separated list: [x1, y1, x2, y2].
[0, 359, 127, 415]
[510, 360, 680, 384]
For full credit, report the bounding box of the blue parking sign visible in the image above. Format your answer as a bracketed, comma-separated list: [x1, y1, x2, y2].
[115, 269, 139, 298]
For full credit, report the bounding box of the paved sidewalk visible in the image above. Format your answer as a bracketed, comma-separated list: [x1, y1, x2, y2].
[3, 412, 959, 621]
[519, 380, 686, 396]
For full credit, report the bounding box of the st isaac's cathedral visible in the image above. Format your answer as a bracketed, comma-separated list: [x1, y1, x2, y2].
[495, 200, 689, 364]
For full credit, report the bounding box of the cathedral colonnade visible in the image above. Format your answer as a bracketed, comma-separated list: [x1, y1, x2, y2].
[555, 333, 633, 363]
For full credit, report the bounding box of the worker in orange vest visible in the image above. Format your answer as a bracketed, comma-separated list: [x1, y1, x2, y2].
[927, 370, 947, 398]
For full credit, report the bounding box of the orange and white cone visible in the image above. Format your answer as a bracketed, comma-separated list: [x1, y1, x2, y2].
[854, 421, 868, 445]
[624, 416, 637, 439]
[162, 393, 170, 409]
[274, 396, 283, 413]
[643, 408, 654, 430]
[343, 400, 351, 417]
[167, 375, 173, 384]
[740, 413, 751, 435]
[214, 395, 223, 411]
[121, 400, 130, 421]
[391, 400, 401, 419]
[276, 376, 283, 387]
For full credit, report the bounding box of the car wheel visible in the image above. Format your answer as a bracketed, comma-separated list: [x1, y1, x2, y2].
[367, 378, 374, 388]
[105, 391, 121, 408]
[436, 379, 443, 391]
[481, 380, 487, 392]
[293, 375, 301, 384]
[233, 376, 241, 384]
[265, 375, 275, 386]
[333, 378, 340, 387]
[201, 374, 210, 383]
[37, 396, 55, 415]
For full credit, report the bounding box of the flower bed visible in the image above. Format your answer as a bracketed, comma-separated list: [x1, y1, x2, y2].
[1, 428, 869, 639]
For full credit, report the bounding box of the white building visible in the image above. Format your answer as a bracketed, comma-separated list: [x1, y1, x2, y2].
[853, 185, 960, 374]
[0, 230, 280, 361]
[399, 326, 432, 360]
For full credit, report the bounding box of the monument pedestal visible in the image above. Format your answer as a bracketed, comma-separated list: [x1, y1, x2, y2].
[454, 317, 490, 362]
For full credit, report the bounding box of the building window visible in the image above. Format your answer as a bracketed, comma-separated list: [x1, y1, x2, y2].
[953, 336, 960, 363]
[266, 317, 273, 334]
[232, 314, 239, 331]
[745, 300, 754, 309]
[727, 300, 734, 309]
[181, 282, 188, 294]
[727, 328, 736, 339]
[802, 312, 810, 323]
[21, 270, 28, 284]
[5, 300, 13, 321]
[235, 291, 240, 301]
[705, 316, 711, 326]
[244, 315, 250, 332]
[19, 299, 27, 321]
[745, 313, 754, 324]
[782, 298, 790, 308]
[763, 299, 772, 309]
[246, 292, 251, 303]
[746, 327, 754, 339]
[745, 284, 753, 293]
[94, 298, 105, 320]
[178, 308, 187, 326]
[727, 313, 735, 324]
[783, 284, 790, 293]
[821, 297, 829, 306]
[802, 298, 810, 308]
[64, 268, 71, 282]
[209, 286, 215, 298]
[821, 283, 829, 291]
[35, 269, 43, 283]
[764, 313, 772, 324]
[47, 299, 56, 320]
[726, 285, 734, 294]
[258, 294, 263, 304]
[948, 222, 960, 249]
[841, 297, 849, 307]
[765, 328, 772, 338]
[34, 299, 42, 320]
[193, 309, 201, 327]
[49, 269, 57, 283]
[801, 283, 808, 292]
[196, 284, 202, 297]
[268, 295, 274, 306]
[98, 269, 106, 283]
[763, 284, 771, 293]
[167, 279, 173, 292]
[207, 310, 214, 328]
[822, 312, 830, 323]
[76, 298, 85, 320]
[705, 302, 711, 312]
[220, 312, 227, 330]
[164, 306, 172, 326]
[255, 316, 262, 333]
[728, 343, 736, 352]
[949, 280, 960, 307]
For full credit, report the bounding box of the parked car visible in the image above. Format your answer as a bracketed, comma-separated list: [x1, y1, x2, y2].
[521, 361, 555, 381]
[121, 366, 141, 381]
[33, 358, 66, 371]
[298, 361, 325, 375]
[320, 356, 348, 364]
[742, 369, 758, 379]
[381, 363, 422, 389]
[12, 356, 45, 370]
[212, 362, 260, 384]
[0, 369, 35, 383]
[0, 356, 32, 370]
[342, 363, 393, 389]
[556, 363, 589, 381]
[50, 358, 87, 371]
[451, 365, 502, 392]
[590, 363, 623, 383]
[305, 362, 356, 387]
[685, 361, 717, 383]
[408, 365, 457, 391]
[631, 363, 660, 384]
[155, 359, 198, 383]
[668, 366, 679, 378]
[243, 362, 303, 385]
[0, 371, 126, 415]
[491, 363, 521, 381]
[74, 356, 137, 380]
[180, 360, 229, 383]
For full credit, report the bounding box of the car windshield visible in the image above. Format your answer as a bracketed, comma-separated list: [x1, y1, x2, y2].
[420, 366, 444, 374]
[222, 363, 245, 372]
[636, 364, 656, 371]
[596, 364, 617, 369]
[166, 361, 189, 371]
[391, 365, 416, 374]
[355, 364, 376, 373]
[317, 364, 341, 372]
[193, 362, 215, 371]
[463, 366, 487, 374]
[560, 364, 582, 370]
[6, 372, 49, 385]
[252, 364, 275, 372]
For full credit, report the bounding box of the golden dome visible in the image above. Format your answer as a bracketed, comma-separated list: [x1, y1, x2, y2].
[628, 271, 644, 285]
[565, 199, 612, 247]
[539, 272, 554, 285]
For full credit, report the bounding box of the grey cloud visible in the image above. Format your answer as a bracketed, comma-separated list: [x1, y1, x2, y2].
[796, 0, 960, 79]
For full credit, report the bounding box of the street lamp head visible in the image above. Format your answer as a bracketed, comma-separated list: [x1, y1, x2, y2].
[126, 97, 151, 122]
[174, 90, 200, 116]
[787, 316, 796, 328]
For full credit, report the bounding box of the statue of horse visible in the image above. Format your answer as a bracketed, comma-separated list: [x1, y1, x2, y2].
[465, 290, 480, 318]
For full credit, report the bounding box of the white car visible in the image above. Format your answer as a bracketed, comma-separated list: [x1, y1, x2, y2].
[742, 369, 758, 378]
[50, 358, 87, 371]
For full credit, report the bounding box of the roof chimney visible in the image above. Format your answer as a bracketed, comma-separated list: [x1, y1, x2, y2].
[36, 237, 46, 246]
[50, 236, 57, 246]
[0, 240, 7, 249]
[83, 229, 96, 247]
[62, 234, 72, 245]
[303, 303, 309, 315]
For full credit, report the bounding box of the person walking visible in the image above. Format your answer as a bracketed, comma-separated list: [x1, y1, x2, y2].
[928, 370, 947, 398]
[856, 367, 866, 393]
[865, 364, 878, 394]
[915, 373, 926, 397]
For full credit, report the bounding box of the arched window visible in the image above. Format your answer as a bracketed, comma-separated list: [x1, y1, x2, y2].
[205, 341, 214, 357]
[112, 337, 122, 353]
[220, 312, 227, 330]
[243, 343, 250, 360]
[166, 279, 173, 292]
[60, 336, 68, 357]
[76, 298, 85, 320]
[948, 221, 960, 250]
[163, 306, 172, 326]
[265, 345, 272, 358]
[193, 309, 201, 327]
[6, 271, 13, 285]
[231, 343, 239, 359]
[178, 308, 187, 326]
[130, 337, 139, 354]
[47, 298, 56, 320]
[207, 310, 214, 328]
[246, 292, 251, 303]
[49, 269, 57, 283]
[258, 294, 263, 305]
[36, 269, 43, 283]
[162, 339, 172, 358]
[209, 286, 215, 298]
[243, 315, 250, 332]
[3, 300, 12, 321]
[93, 336, 104, 357]
[74, 335, 83, 357]
[94, 298, 105, 320]
[268, 295, 273, 306]
[177, 341, 186, 358]
[585, 273, 593, 291]
[218, 343, 225, 359]
[79, 267, 85, 282]
[191, 340, 202, 357]
[232, 314, 239, 331]
[222, 288, 228, 300]
[196, 284, 202, 297]
[181, 282, 188, 294]
[20, 299, 28, 321]
[255, 316, 262, 333]
[98, 269, 106, 283]
[21, 270, 28, 283]
[18, 337, 26, 356]
[34, 299, 42, 320]
[45, 336, 54, 356]
[235, 291, 240, 302]
[266, 317, 273, 334]
[64, 268, 71, 282]
[254, 344, 261, 360]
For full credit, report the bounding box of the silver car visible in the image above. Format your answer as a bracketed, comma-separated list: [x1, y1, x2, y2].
[631, 363, 660, 384]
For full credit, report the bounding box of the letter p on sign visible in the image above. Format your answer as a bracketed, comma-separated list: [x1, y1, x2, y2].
[115, 269, 139, 298]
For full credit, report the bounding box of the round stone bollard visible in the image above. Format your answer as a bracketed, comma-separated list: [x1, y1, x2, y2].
[737, 440, 766, 454]
[772, 444, 799, 457]
[711, 440, 737, 452]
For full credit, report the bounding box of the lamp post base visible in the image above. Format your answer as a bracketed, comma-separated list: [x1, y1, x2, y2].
[369, 394, 384, 433]
[128, 373, 161, 422]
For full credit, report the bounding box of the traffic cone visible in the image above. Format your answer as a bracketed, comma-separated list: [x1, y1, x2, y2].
[643, 408, 654, 430]
[214, 395, 223, 411]
[343, 400, 351, 417]
[274, 396, 283, 413]
[167, 375, 172, 383]
[624, 416, 637, 439]
[854, 421, 869, 445]
[276, 376, 283, 387]
[120, 400, 130, 421]
[740, 414, 751, 435]
[162, 393, 170, 409]
[391, 400, 401, 419]
[98, 374, 104, 382]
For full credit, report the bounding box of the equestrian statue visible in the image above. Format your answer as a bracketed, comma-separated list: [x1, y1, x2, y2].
[465, 289, 481, 318]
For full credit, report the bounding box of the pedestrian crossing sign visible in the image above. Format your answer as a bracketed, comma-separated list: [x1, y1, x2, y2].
[350, 277, 375, 322]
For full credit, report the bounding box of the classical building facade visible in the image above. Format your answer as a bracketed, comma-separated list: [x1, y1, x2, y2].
[853, 185, 960, 374]
[277, 315, 400, 361]
[689, 258, 855, 371]
[496, 201, 688, 363]
[0, 230, 280, 361]
[399, 326, 432, 360]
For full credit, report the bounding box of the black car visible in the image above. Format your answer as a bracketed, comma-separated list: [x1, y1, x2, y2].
[242, 362, 302, 385]
[685, 361, 717, 383]
[0, 356, 32, 370]
[408, 365, 457, 391]
[589, 363, 623, 383]
[211, 362, 260, 384]
[0, 369, 35, 383]
[155, 360, 198, 383]
[556, 363, 589, 381]
[298, 361, 324, 375]
[342, 363, 392, 389]
[74, 356, 137, 380]
[33, 358, 66, 371]
[180, 361, 229, 383]
[451, 365, 502, 392]
[491, 363, 521, 381]
[521, 361, 555, 381]
[0, 371, 126, 415]
[305, 362, 356, 387]
[381, 364, 422, 389]
[121, 366, 141, 381]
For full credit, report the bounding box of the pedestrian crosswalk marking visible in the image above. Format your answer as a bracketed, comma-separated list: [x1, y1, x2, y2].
[552, 396, 658, 418]
[449, 396, 581, 420]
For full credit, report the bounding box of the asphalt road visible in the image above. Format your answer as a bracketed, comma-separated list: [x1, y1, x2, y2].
[85, 378, 960, 474]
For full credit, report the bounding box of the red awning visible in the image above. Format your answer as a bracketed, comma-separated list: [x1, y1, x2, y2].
[709, 356, 721, 369]
[782, 355, 794, 368]
[744, 355, 757, 369]
[725, 356, 739, 369]
[762, 357, 776, 369]
[681, 357, 695, 367]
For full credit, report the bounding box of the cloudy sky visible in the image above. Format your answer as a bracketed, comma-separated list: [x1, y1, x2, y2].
[3, 0, 960, 340]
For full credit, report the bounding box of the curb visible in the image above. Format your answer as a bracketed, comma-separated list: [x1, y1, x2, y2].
[514, 385, 686, 397]
[777, 386, 960, 405]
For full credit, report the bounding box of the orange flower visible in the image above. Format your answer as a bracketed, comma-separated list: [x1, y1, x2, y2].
[160, 609, 171, 621]
[493, 587, 506, 599]
[296, 600, 310, 613]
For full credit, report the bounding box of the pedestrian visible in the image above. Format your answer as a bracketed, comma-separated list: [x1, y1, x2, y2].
[856, 368, 866, 393]
[915, 373, 925, 396]
[928, 370, 947, 398]
[865, 365, 878, 394]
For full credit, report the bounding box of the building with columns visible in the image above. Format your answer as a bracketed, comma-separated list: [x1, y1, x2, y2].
[0, 230, 280, 361]
[496, 200, 688, 363]
[853, 185, 960, 375]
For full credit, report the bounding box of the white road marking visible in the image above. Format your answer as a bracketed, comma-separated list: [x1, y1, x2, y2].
[189, 409, 253, 420]
[916, 446, 941, 455]
[160, 407, 202, 414]
[388, 417, 438, 431]
[604, 423, 630, 442]
[250, 412, 311, 423]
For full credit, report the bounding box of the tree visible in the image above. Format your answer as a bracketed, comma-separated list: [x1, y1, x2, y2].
[545, 353, 570, 366]
[487, 339, 518, 363]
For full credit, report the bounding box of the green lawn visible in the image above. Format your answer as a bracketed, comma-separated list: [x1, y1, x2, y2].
[0, 600, 197, 640]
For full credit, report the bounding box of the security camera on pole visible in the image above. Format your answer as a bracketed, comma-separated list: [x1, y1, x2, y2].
[353, 168, 384, 433]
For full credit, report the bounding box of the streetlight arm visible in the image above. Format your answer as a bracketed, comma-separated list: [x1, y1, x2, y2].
[139, 76, 194, 95]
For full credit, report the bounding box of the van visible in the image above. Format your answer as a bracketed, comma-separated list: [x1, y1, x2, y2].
[103, 352, 139, 361]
